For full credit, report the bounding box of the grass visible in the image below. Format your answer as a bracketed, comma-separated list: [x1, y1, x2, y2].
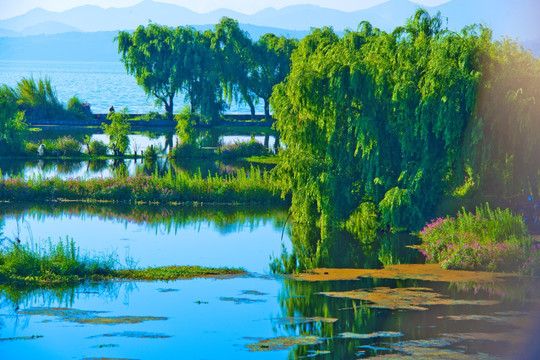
[418, 203, 539, 274]
[0, 166, 284, 205]
[0, 238, 244, 284]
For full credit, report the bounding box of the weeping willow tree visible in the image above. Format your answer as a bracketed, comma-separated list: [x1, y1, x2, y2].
[271, 9, 540, 270]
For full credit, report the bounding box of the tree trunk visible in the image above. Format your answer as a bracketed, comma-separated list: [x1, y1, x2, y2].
[264, 98, 271, 121]
[165, 95, 174, 121]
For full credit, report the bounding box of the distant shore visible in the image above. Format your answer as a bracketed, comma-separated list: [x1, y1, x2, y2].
[27, 114, 274, 128]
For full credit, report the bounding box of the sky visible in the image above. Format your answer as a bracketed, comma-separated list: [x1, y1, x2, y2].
[0, 0, 451, 20]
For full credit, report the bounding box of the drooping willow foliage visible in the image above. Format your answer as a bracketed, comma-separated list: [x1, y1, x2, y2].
[271, 9, 540, 269]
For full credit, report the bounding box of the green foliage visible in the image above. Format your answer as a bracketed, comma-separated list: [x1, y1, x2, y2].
[270, 8, 540, 269]
[0, 166, 281, 205]
[0, 85, 28, 155]
[0, 238, 115, 282]
[88, 140, 109, 156]
[0, 238, 243, 283]
[102, 109, 131, 156]
[418, 204, 538, 274]
[42, 136, 83, 157]
[13, 77, 66, 119]
[174, 106, 198, 145]
[344, 202, 379, 243]
[145, 111, 164, 121]
[219, 139, 269, 160]
[168, 143, 198, 159]
[250, 33, 298, 119]
[143, 145, 158, 160]
[66, 96, 92, 119]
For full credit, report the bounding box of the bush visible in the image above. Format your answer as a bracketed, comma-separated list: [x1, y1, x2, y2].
[145, 111, 164, 121]
[143, 145, 158, 160]
[220, 139, 269, 160]
[418, 203, 538, 274]
[41, 136, 83, 157]
[169, 143, 197, 159]
[67, 97, 92, 120]
[88, 140, 109, 156]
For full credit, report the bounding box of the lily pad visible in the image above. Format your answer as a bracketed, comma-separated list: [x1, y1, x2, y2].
[220, 297, 266, 304]
[88, 331, 171, 339]
[0, 335, 43, 342]
[320, 287, 499, 311]
[275, 317, 338, 325]
[340, 331, 404, 339]
[19, 307, 167, 325]
[69, 315, 167, 325]
[157, 288, 179, 293]
[292, 264, 515, 283]
[240, 290, 268, 296]
[246, 335, 323, 351]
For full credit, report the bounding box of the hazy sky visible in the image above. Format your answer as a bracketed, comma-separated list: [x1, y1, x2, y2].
[0, 0, 451, 20]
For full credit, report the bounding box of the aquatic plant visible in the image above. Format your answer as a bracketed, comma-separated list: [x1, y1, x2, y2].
[418, 204, 538, 274]
[42, 136, 83, 157]
[219, 139, 269, 160]
[0, 166, 282, 205]
[0, 238, 244, 284]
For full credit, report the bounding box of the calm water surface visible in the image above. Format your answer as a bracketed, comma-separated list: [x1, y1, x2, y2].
[0, 207, 539, 359]
[0, 60, 262, 114]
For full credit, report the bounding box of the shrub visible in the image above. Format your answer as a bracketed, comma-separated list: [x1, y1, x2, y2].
[102, 109, 131, 156]
[220, 139, 269, 160]
[143, 145, 158, 160]
[88, 140, 109, 156]
[67, 97, 92, 120]
[145, 111, 164, 121]
[41, 136, 83, 157]
[169, 143, 197, 159]
[418, 203, 538, 274]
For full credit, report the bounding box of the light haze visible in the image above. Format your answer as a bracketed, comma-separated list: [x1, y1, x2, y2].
[0, 0, 450, 20]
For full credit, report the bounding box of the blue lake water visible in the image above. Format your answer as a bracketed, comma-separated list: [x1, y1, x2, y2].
[0, 60, 262, 114]
[1, 204, 540, 358]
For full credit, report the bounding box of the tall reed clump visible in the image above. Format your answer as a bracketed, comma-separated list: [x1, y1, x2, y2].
[219, 139, 269, 160]
[0, 238, 115, 283]
[418, 203, 539, 274]
[0, 166, 282, 205]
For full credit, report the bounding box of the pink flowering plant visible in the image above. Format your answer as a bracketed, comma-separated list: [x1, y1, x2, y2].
[418, 204, 539, 274]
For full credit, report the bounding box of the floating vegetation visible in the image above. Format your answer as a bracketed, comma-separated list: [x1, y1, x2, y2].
[88, 331, 171, 339]
[339, 331, 404, 339]
[0, 335, 43, 341]
[70, 315, 167, 325]
[90, 344, 119, 349]
[157, 288, 179, 293]
[19, 307, 167, 325]
[83, 358, 139, 360]
[274, 317, 338, 325]
[320, 287, 499, 311]
[220, 297, 266, 304]
[246, 335, 324, 351]
[240, 290, 268, 296]
[292, 264, 515, 283]
[194, 300, 208, 304]
[369, 338, 496, 359]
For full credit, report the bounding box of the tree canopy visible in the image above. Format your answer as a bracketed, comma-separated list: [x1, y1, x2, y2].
[271, 9, 540, 269]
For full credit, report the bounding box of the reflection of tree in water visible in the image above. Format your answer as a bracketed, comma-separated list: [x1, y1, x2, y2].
[275, 275, 537, 359]
[0, 202, 288, 236]
[274, 216, 421, 273]
[55, 160, 84, 175]
[87, 159, 108, 173]
[110, 159, 128, 178]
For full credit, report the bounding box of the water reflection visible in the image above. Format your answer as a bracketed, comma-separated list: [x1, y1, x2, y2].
[0, 203, 289, 274]
[2, 127, 279, 179]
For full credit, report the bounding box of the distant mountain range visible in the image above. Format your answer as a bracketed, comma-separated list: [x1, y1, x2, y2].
[1, 0, 539, 40]
[0, 0, 538, 62]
